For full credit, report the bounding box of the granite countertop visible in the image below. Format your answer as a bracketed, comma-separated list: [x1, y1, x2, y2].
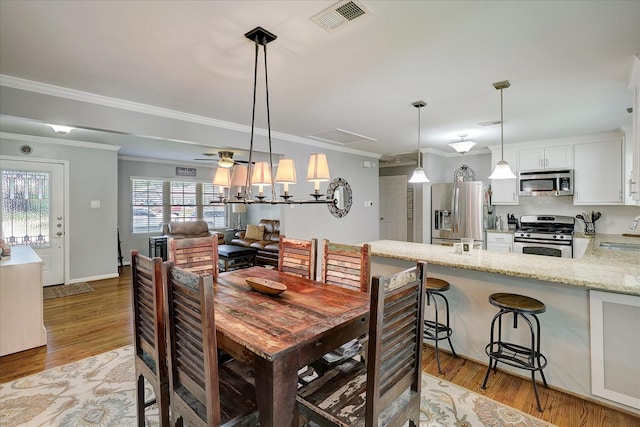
[368, 233, 640, 296]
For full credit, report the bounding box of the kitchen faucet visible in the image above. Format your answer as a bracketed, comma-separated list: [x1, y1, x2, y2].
[630, 214, 640, 230]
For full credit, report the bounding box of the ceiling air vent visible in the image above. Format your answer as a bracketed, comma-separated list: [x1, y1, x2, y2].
[311, 0, 370, 32]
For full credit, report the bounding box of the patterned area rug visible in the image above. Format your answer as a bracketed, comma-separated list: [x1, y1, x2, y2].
[43, 283, 94, 300]
[0, 346, 555, 426]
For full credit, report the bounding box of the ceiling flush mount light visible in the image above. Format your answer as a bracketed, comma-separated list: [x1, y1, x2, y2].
[488, 80, 516, 180]
[408, 101, 429, 184]
[47, 124, 75, 134]
[448, 134, 477, 154]
[220, 27, 334, 207]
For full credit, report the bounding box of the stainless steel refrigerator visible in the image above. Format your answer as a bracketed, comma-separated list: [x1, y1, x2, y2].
[431, 181, 484, 246]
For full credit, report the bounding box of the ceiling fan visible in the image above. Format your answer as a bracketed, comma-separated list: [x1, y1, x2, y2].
[194, 151, 248, 168]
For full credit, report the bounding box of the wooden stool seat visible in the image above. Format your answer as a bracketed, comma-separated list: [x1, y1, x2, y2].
[426, 277, 450, 292]
[488, 292, 546, 314]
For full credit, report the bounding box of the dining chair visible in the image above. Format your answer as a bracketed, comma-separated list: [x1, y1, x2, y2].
[317, 240, 371, 366]
[297, 262, 426, 427]
[278, 236, 318, 279]
[321, 239, 371, 293]
[168, 235, 219, 276]
[163, 262, 259, 427]
[130, 250, 170, 426]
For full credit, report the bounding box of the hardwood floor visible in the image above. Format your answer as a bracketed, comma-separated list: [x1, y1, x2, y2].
[1, 268, 638, 426]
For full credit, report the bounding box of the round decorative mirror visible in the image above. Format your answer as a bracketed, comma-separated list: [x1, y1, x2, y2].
[326, 177, 353, 218]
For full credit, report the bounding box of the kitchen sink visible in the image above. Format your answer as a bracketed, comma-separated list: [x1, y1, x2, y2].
[599, 242, 640, 251]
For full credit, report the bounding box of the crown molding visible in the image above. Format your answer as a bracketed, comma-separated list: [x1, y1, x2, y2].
[0, 132, 121, 151]
[0, 74, 380, 159]
[487, 130, 624, 152]
[118, 155, 216, 168]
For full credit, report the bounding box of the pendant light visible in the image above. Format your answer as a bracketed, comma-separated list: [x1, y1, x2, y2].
[488, 80, 516, 180]
[408, 100, 429, 183]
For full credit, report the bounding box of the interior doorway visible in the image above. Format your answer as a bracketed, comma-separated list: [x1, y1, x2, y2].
[378, 175, 408, 241]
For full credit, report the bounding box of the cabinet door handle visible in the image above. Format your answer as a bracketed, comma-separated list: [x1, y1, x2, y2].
[630, 180, 638, 195]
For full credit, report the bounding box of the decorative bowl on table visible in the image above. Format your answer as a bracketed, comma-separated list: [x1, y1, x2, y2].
[245, 277, 287, 296]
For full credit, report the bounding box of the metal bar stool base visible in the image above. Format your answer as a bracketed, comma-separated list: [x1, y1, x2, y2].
[481, 293, 549, 412]
[423, 278, 457, 374]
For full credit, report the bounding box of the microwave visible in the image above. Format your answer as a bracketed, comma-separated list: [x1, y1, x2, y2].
[518, 169, 574, 197]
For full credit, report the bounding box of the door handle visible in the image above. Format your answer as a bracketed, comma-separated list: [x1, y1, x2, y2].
[56, 232, 63, 236]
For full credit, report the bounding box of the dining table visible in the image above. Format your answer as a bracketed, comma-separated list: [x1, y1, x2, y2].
[212, 266, 370, 427]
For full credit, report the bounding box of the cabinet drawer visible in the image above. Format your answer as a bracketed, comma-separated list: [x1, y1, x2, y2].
[486, 232, 514, 244]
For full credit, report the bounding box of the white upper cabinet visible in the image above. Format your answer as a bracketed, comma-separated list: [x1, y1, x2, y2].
[574, 139, 623, 205]
[630, 55, 640, 205]
[490, 150, 518, 205]
[519, 145, 573, 171]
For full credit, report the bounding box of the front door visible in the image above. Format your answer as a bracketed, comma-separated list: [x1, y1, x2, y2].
[1, 158, 66, 286]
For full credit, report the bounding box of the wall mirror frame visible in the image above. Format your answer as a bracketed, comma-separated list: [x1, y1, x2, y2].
[326, 177, 353, 218]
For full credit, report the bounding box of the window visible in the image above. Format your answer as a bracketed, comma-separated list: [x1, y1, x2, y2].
[130, 178, 227, 233]
[131, 179, 163, 233]
[203, 182, 226, 229]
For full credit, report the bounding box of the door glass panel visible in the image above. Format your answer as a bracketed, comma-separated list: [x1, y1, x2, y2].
[1, 170, 50, 246]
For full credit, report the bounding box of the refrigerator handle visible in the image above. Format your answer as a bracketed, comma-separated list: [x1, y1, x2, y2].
[454, 186, 460, 235]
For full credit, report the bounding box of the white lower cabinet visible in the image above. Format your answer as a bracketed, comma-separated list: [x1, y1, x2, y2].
[486, 232, 513, 252]
[589, 291, 640, 409]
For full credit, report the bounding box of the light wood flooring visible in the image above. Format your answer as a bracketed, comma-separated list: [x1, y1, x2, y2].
[1, 268, 638, 426]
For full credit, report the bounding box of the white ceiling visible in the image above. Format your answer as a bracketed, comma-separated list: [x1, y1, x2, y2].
[1, 1, 639, 166]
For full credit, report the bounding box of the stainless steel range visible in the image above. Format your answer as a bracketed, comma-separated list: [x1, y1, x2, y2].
[513, 215, 575, 258]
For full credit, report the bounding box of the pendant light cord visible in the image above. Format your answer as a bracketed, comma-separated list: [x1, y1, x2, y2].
[246, 37, 259, 198]
[417, 105, 422, 168]
[247, 34, 276, 200]
[500, 88, 504, 162]
[263, 37, 276, 200]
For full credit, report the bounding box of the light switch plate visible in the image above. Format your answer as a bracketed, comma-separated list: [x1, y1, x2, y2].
[91, 200, 100, 208]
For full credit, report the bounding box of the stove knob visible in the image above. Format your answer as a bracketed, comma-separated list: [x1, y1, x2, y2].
[559, 235, 564, 239]
[526, 233, 530, 238]
[553, 235, 557, 239]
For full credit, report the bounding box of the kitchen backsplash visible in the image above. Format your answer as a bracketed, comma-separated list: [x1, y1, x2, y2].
[493, 197, 640, 235]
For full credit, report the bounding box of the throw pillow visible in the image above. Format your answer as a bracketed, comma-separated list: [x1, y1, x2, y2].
[245, 224, 265, 241]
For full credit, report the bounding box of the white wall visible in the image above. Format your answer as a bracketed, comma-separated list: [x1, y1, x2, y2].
[1, 136, 119, 283]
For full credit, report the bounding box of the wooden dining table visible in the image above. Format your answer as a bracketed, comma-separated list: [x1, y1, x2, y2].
[212, 266, 370, 427]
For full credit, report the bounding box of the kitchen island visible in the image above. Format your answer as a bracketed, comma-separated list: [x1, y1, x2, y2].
[0, 246, 47, 356]
[369, 235, 640, 415]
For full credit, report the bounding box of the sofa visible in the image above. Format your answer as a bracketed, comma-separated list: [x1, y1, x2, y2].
[230, 219, 280, 266]
[163, 220, 225, 245]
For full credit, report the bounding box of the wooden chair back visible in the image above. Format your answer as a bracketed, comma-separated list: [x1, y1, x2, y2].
[163, 263, 257, 427]
[278, 236, 318, 279]
[322, 239, 371, 293]
[297, 262, 426, 427]
[365, 261, 426, 426]
[130, 250, 169, 426]
[168, 235, 218, 276]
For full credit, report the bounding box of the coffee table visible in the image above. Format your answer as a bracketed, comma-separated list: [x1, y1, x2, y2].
[218, 244, 257, 272]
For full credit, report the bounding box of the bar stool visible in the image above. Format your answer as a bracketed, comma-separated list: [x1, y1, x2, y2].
[423, 277, 457, 374]
[481, 292, 549, 412]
